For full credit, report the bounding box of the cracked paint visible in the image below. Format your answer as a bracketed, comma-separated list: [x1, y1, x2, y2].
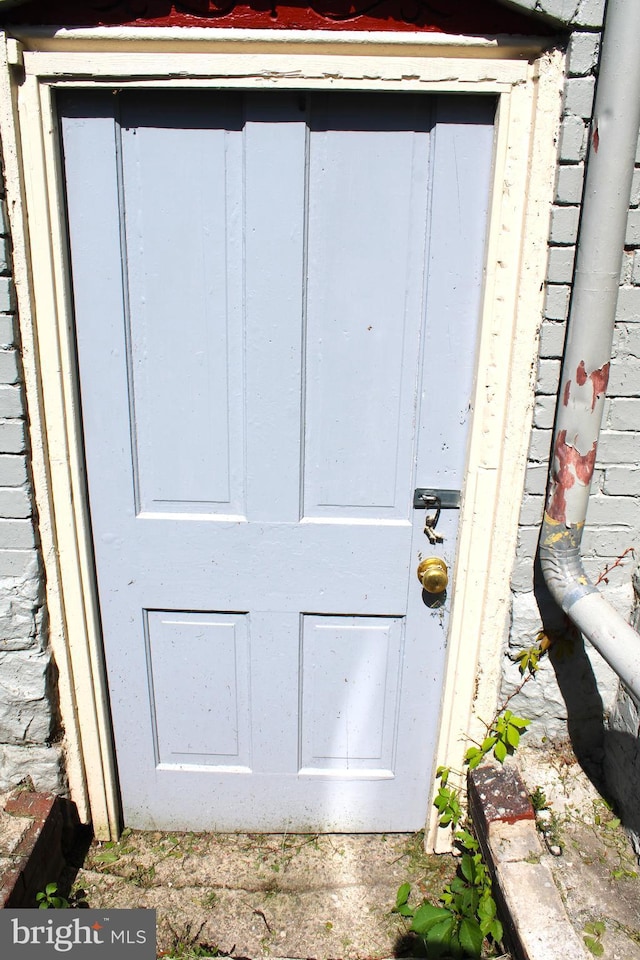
[562, 360, 610, 411]
[546, 428, 597, 525]
[576, 359, 610, 410]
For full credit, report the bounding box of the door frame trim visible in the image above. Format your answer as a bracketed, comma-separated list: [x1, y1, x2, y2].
[0, 28, 563, 842]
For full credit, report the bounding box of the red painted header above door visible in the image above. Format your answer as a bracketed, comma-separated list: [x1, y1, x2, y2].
[0, 0, 555, 35]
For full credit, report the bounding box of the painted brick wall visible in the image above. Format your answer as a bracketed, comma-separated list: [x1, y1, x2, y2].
[504, 0, 640, 790]
[0, 150, 65, 793]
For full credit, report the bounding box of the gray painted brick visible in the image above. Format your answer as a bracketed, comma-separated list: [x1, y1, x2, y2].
[626, 209, 640, 247]
[0, 549, 39, 578]
[0, 277, 15, 314]
[0, 421, 25, 454]
[528, 427, 553, 462]
[596, 430, 640, 464]
[533, 394, 557, 429]
[616, 287, 640, 322]
[0, 316, 16, 348]
[524, 463, 549, 496]
[574, 0, 605, 27]
[0, 743, 65, 794]
[544, 283, 570, 321]
[539, 0, 580, 22]
[0, 649, 53, 744]
[558, 116, 587, 163]
[608, 356, 640, 396]
[519, 494, 544, 526]
[0, 593, 41, 650]
[0, 385, 24, 420]
[582, 527, 636, 557]
[555, 164, 584, 206]
[621, 250, 635, 285]
[0, 201, 8, 238]
[0, 349, 19, 385]
[538, 320, 566, 358]
[0, 235, 10, 274]
[536, 358, 562, 395]
[613, 323, 640, 357]
[511, 556, 534, 594]
[0, 455, 27, 487]
[515, 524, 540, 561]
[591, 466, 605, 492]
[604, 466, 640, 496]
[566, 31, 599, 76]
[585, 494, 640, 527]
[608, 398, 640, 431]
[633, 251, 640, 286]
[582, 555, 632, 587]
[546, 246, 575, 284]
[0, 519, 35, 549]
[549, 205, 580, 245]
[0, 487, 32, 519]
[563, 76, 596, 119]
[631, 168, 640, 209]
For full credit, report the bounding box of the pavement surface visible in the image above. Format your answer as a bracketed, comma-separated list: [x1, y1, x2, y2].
[63, 830, 457, 959]
[1, 744, 638, 959]
[517, 746, 640, 960]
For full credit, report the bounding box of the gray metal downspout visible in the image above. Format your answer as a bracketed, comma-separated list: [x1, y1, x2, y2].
[540, 0, 640, 701]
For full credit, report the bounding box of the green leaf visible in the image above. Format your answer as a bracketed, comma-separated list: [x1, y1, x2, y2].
[93, 848, 120, 864]
[584, 936, 605, 957]
[454, 829, 478, 852]
[411, 902, 453, 936]
[396, 904, 414, 917]
[481, 736, 497, 753]
[506, 724, 520, 749]
[395, 882, 411, 909]
[477, 896, 496, 922]
[488, 917, 503, 942]
[459, 917, 483, 957]
[424, 916, 456, 954]
[460, 853, 475, 884]
[45, 883, 58, 895]
[494, 739, 507, 763]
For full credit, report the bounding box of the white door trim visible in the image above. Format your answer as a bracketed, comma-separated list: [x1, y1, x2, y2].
[0, 27, 563, 842]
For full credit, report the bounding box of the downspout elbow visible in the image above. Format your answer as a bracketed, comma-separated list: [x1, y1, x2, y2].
[540, 516, 640, 703]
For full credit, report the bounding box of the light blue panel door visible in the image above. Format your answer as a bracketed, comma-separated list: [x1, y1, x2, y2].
[59, 90, 494, 831]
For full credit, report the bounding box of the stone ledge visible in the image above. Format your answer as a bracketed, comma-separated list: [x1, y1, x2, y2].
[469, 762, 590, 960]
[0, 789, 80, 908]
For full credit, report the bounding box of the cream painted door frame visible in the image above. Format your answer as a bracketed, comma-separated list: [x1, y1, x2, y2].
[0, 27, 563, 842]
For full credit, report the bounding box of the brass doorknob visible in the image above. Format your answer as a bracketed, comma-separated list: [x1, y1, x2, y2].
[417, 557, 448, 594]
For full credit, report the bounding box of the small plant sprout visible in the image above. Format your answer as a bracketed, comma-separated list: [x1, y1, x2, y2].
[465, 711, 531, 769]
[583, 920, 606, 957]
[393, 830, 503, 959]
[36, 883, 70, 909]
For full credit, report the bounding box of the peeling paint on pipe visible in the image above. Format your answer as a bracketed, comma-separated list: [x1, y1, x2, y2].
[540, 0, 640, 703]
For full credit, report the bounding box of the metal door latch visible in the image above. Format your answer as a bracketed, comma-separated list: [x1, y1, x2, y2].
[421, 495, 443, 544]
[413, 488, 461, 544]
